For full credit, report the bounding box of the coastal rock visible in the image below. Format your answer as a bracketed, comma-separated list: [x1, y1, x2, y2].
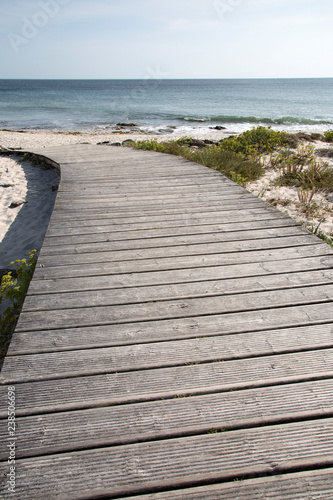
[295, 132, 315, 142]
[210, 126, 227, 130]
[116, 123, 138, 127]
[158, 129, 174, 135]
[97, 141, 122, 147]
[9, 200, 26, 209]
[311, 133, 324, 141]
[316, 148, 333, 158]
[122, 139, 135, 146]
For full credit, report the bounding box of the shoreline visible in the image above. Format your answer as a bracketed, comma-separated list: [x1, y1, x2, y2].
[0, 126, 332, 150]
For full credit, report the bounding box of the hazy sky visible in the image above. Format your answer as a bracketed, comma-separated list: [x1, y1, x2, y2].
[1, 0, 332, 79]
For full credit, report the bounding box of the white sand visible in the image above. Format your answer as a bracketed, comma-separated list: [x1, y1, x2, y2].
[0, 152, 59, 271]
[247, 141, 333, 237]
[0, 156, 27, 237]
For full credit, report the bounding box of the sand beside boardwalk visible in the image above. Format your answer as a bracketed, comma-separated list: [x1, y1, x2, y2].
[0, 152, 60, 271]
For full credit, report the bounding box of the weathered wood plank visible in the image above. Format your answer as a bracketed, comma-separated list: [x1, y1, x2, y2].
[40, 225, 308, 256]
[37, 235, 317, 267]
[23, 270, 333, 312]
[1, 419, 333, 499]
[0, 379, 331, 459]
[44, 208, 284, 237]
[15, 284, 333, 332]
[48, 199, 266, 225]
[29, 256, 333, 294]
[33, 244, 331, 279]
[123, 469, 333, 500]
[8, 303, 333, 353]
[2, 349, 333, 411]
[3, 324, 333, 382]
[40, 220, 301, 248]
[45, 212, 290, 236]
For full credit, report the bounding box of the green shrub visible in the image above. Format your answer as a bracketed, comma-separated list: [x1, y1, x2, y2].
[324, 130, 333, 143]
[218, 126, 298, 158]
[0, 250, 37, 363]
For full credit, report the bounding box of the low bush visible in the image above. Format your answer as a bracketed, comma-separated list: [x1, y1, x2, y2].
[324, 130, 333, 143]
[218, 126, 298, 158]
[0, 250, 37, 364]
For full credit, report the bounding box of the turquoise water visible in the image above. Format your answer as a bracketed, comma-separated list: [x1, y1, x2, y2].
[0, 78, 332, 134]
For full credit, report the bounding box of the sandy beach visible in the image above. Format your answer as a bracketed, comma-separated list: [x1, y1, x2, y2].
[0, 129, 332, 279]
[0, 148, 60, 272]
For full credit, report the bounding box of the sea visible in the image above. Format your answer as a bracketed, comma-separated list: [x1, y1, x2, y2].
[0, 78, 332, 136]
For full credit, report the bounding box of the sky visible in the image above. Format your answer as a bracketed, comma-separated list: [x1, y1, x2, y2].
[1, 0, 332, 79]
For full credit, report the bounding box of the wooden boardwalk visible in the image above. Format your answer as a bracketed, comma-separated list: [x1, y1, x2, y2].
[1, 144, 333, 499]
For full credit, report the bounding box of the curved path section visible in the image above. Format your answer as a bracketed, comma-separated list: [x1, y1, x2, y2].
[1, 145, 333, 499]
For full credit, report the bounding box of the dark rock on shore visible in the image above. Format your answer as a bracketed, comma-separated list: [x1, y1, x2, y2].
[97, 141, 122, 147]
[295, 132, 324, 142]
[210, 126, 227, 130]
[9, 200, 26, 209]
[116, 123, 138, 127]
[122, 139, 135, 146]
[310, 133, 324, 141]
[316, 148, 333, 158]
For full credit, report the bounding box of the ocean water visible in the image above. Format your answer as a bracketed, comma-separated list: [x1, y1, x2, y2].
[0, 78, 332, 135]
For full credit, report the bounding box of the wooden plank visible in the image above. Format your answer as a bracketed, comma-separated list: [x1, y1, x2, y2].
[54, 193, 247, 208]
[33, 244, 331, 279]
[1, 419, 333, 499]
[41, 221, 301, 247]
[2, 348, 333, 411]
[37, 235, 317, 267]
[45, 203, 275, 232]
[23, 270, 333, 312]
[56, 184, 243, 197]
[29, 256, 333, 295]
[45, 213, 290, 236]
[15, 284, 333, 332]
[0, 379, 331, 459]
[123, 469, 333, 500]
[39, 226, 308, 256]
[8, 303, 333, 353]
[3, 324, 333, 382]
[43, 212, 285, 237]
